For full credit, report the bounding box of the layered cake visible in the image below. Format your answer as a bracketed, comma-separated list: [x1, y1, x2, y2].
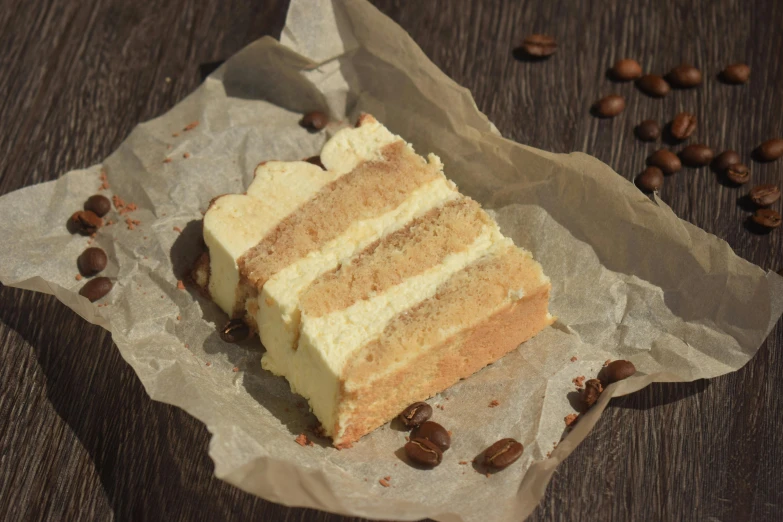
[193, 115, 553, 447]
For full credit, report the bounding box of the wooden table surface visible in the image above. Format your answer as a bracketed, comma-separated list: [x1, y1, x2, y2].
[1, 0, 781, 520]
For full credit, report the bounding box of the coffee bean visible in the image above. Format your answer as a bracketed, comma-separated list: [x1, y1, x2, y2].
[483, 438, 524, 470]
[594, 95, 626, 118]
[636, 166, 664, 193]
[79, 277, 113, 302]
[669, 112, 697, 140]
[70, 210, 103, 235]
[637, 74, 670, 97]
[749, 184, 781, 207]
[667, 64, 702, 88]
[399, 402, 432, 428]
[756, 139, 783, 162]
[680, 144, 714, 167]
[720, 63, 750, 84]
[647, 149, 681, 175]
[611, 59, 642, 81]
[404, 438, 443, 467]
[300, 111, 328, 131]
[713, 150, 741, 173]
[220, 319, 250, 343]
[726, 163, 750, 185]
[411, 421, 451, 451]
[635, 120, 661, 142]
[77, 247, 108, 276]
[751, 209, 782, 229]
[520, 34, 557, 57]
[601, 360, 636, 385]
[582, 379, 603, 408]
[84, 195, 112, 217]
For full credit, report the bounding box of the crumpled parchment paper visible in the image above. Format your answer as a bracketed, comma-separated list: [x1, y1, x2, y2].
[1, 1, 781, 521]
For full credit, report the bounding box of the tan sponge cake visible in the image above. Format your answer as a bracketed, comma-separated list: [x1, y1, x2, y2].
[193, 114, 553, 447]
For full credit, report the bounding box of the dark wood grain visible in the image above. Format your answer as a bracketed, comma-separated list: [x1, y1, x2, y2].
[1, 0, 781, 521]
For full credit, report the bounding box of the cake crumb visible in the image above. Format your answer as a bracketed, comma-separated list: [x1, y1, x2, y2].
[488, 400, 500, 408]
[177, 280, 185, 290]
[379, 478, 390, 488]
[604, 359, 612, 367]
[205, 362, 212, 367]
[99, 170, 109, 190]
[546, 451, 552, 458]
[459, 461, 468, 465]
[75, 274, 83, 281]
[176, 315, 181, 321]
[294, 434, 313, 447]
[163, 158, 172, 163]
[232, 367, 239, 372]
[183, 121, 199, 132]
[183, 152, 191, 159]
[572, 375, 586, 389]
[173, 226, 182, 233]
[570, 356, 578, 362]
[125, 217, 141, 230]
[565, 413, 578, 427]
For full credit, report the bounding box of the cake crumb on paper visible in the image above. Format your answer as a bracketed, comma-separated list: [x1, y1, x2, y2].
[458, 460, 468, 465]
[183, 121, 199, 132]
[205, 362, 212, 367]
[570, 356, 578, 362]
[232, 366, 239, 372]
[176, 315, 181, 321]
[572, 375, 585, 388]
[99, 170, 109, 190]
[75, 274, 82, 281]
[183, 152, 191, 159]
[295, 433, 314, 447]
[177, 280, 185, 290]
[565, 413, 578, 427]
[488, 400, 499, 408]
[163, 158, 172, 163]
[173, 226, 182, 233]
[379, 478, 390, 487]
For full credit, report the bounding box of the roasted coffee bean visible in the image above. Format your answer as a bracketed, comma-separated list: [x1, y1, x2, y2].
[726, 163, 750, 185]
[84, 194, 112, 217]
[647, 149, 681, 175]
[635, 120, 661, 142]
[220, 319, 250, 343]
[399, 402, 432, 428]
[636, 166, 664, 193]
[713, 150, 741, 173]
[520, 34, 557, 57]
[749, 184, 781, 207]
[611, 59, 642, 81]
[601, 360, 636, 384]
[669, 112, 697, 140]
[680, 144, 714, 167]
[594, 95, 626, 118]
[720, 63, 750, 84]
[79, 277, 113, 302]
[667, 64, 702, 87]
[300, 111, 328, 131]
[70, 210, 103, 235]
[756, 139, 783, 162]
[405, 438, 443, 467]
[752, 209, 782, 229]
[77, 247, 108, 276]
[582, 379, 603, 408]
[637, 74, 670, 97]
[483, 438, 524, 470]
[411, 421, 451, 451]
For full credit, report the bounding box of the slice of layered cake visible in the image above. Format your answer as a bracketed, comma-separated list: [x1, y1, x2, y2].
[193, 114, 553, 447]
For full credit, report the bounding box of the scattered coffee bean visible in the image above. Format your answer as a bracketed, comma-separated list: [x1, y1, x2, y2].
[582, 379, 603, 408]
[635, 120, 661, 142]
[411, 421, 451, 452]
[601, 360, 636, 385]
[756, 139, 783, 162]
[84, 194, 112, 217]
[77, 247, 108, 276]
[636, 166, 664, 193]
[404, 438, 443, 467]
[647, 149, 681, 175]
[749, 184, 781, 207]
[751, 209, 782, 229]
[520, 34, 557, 57]
[669, 112, 697, 140]
[713, 150, 741, 173]
[300, 111, 328, 131]
[399, 402, 433, 428]
[637, 74, 671, 97]
[483, 438, 524, 470]
[594, 95, 626, 118]
[611, 59, 642, 81]
[667, 64, 702, 88]
[79, 277, 113, 302]
[680, 144, 714, 167]
[720, 63, 750, 84]
[220, 319, 250, 343]
[70, 210, 103, 235]
[726, 163, 751, 185]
